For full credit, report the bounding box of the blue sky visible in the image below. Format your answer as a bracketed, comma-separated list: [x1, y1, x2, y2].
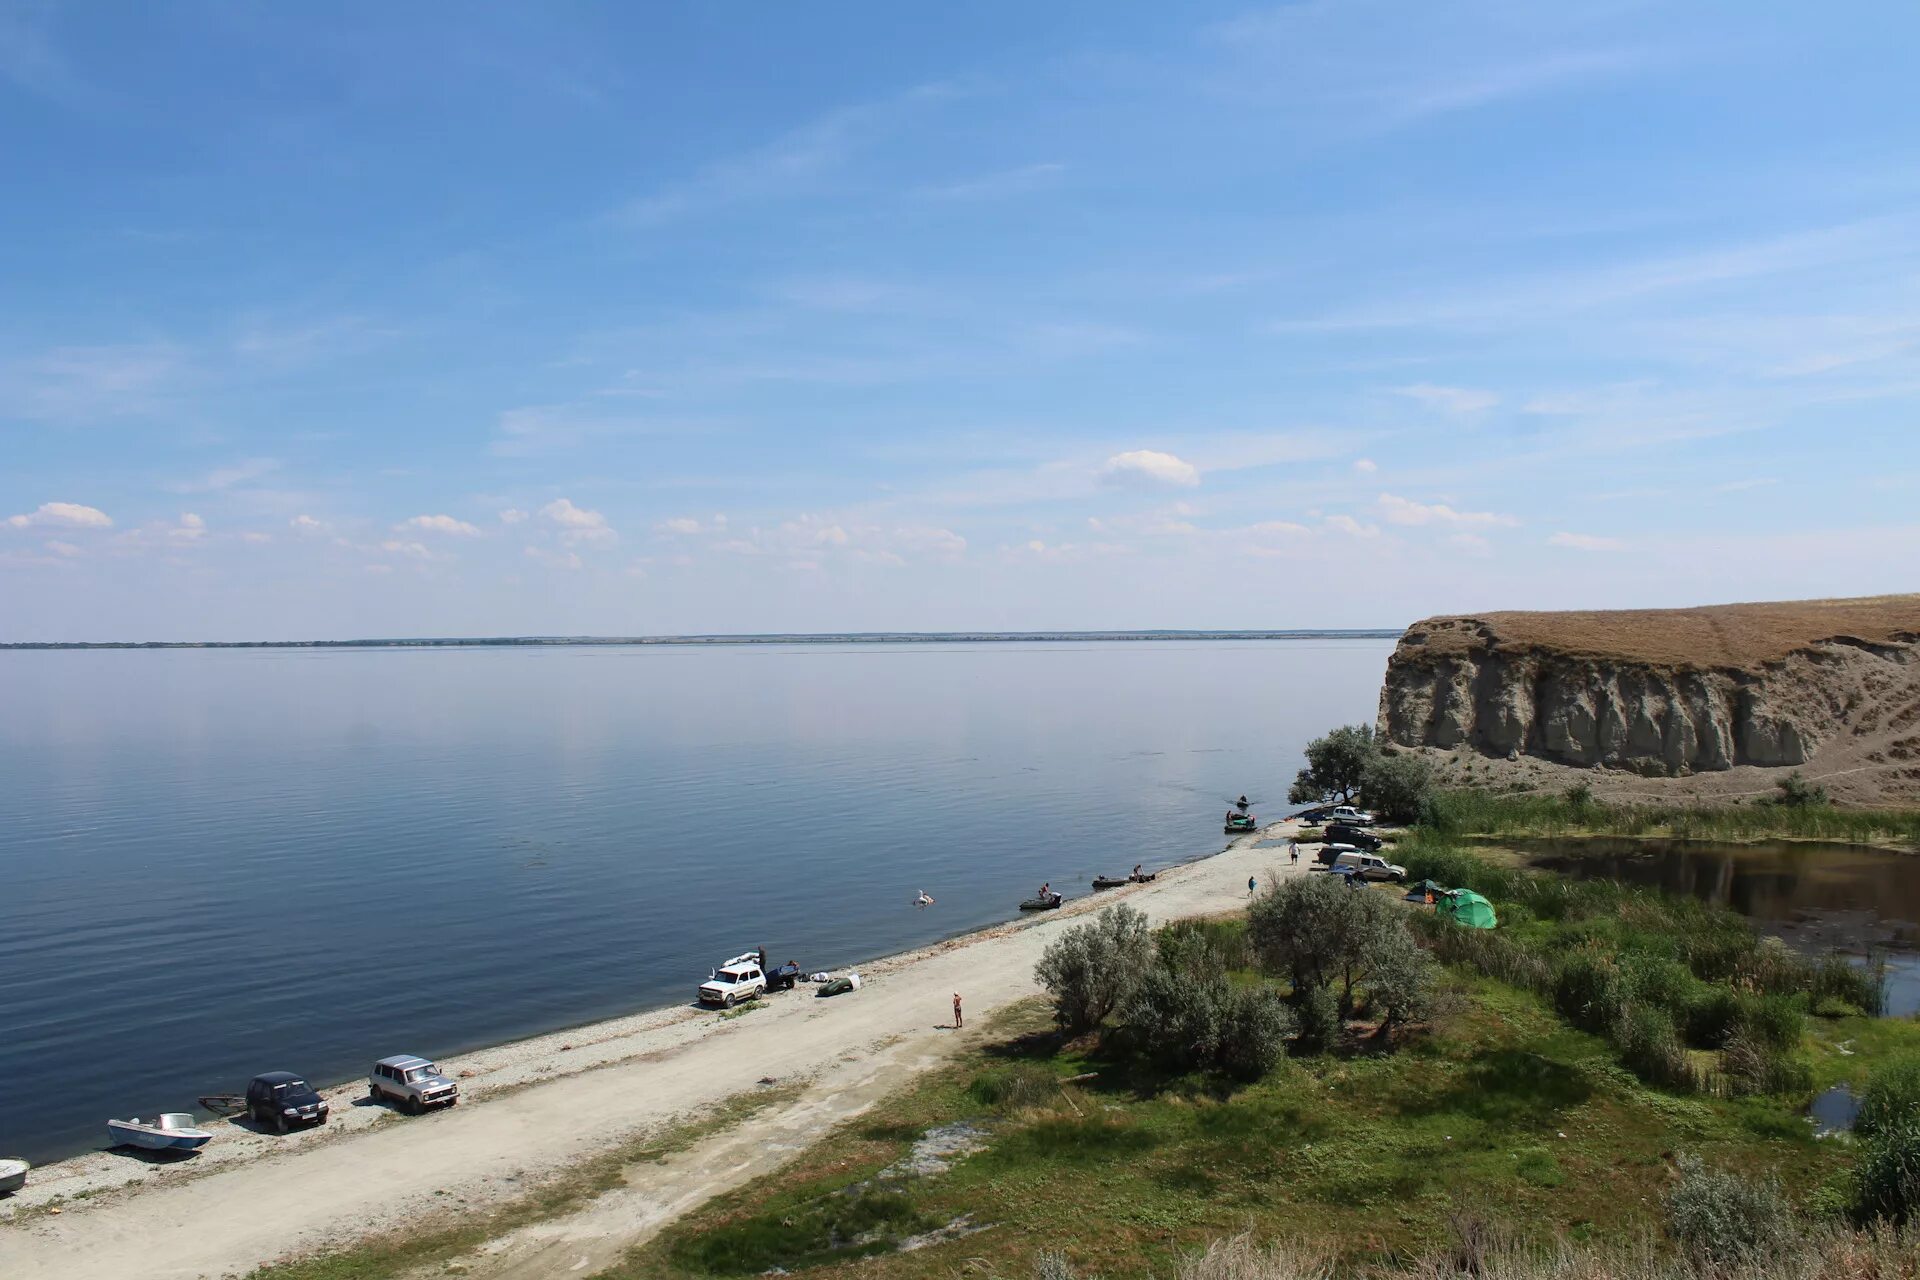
[4, 1, 1920, 640]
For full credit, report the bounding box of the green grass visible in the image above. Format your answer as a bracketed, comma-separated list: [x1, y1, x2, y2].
[606, 983, 1873, 1280]
[1422, 788, 1920, 851]
[245, 1082, 804, 1280]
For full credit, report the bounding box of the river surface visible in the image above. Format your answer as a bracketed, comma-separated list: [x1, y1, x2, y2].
[1496, 837, 1920, 1017]
[0, 639, 1392, 1165]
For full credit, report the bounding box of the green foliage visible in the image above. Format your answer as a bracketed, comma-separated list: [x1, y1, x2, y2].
[1035, 904, 1154, 1034]
[1361, 751, 1435, 825]
[1421, 783, 1920, 847]
[1249, 874, 1433, 1025]
[1613, 1003, 1695, 1091]
[970, 1063, 1061, 1111]
[1721, 1029, 1812, 1097]
[1772, 771, 1831, 808]
[1120, 937, 1295, 1080]
[1662, 1154, 1794, 1265]
[1856, 1059, 1920, 1139]
[669, 1185, 933, 1274]
[1287, 723, 1376, 806]
[1292, 983, 1340, 1056]
[1855, 1122, 1920, 1226]
[1155, 917, 1255, 978]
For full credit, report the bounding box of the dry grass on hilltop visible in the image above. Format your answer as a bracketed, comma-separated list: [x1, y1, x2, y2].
[1406, 594, 1920, 671]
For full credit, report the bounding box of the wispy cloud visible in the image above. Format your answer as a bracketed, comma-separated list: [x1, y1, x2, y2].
[1392, 384, 1499, 414]
[1099, 449, 1201, 489]
[1377, 493, 1517, 529]
[1, 343, 187, 422]
[913, 162, 1065, 201]
[608, 80, 967, 230]
[542, 497, 616, 544]
[1549, 531, 1626, 551]
[172, 457, 281, 493]
[398, 514, 481, 537]
[6, 500, 113, 529]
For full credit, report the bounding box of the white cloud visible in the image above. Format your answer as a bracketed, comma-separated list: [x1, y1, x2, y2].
[399, 514, 481, 537]
[655, 515, 728, 536]
[1099, 449, 1201, 489]
[1352, 458, 1378, 474]
[6, 501, 113, 529]
[542, 498, 616, 544]
[1377, 493, 1518, 528]
[1323, 515, 1381, 538]
[241, 531, 272, 545]
[169, 512, 206, 541]
[290, 514, 326, 533]
[499, 508, 527, 524]
[524, 545, 584, 571]
[1393, 384, 1499, 414]
[380, 540, 433, 560]
[1548, 531, 1627, 551]
[44, 539, 82, 557]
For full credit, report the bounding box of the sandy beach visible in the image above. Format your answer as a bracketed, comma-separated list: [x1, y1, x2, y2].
[0, 820, 1312, 1280]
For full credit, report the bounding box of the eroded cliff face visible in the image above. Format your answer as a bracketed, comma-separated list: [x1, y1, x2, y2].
[1378, 614, 1920, 774]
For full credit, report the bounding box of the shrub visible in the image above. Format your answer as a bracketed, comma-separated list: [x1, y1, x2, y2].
[1721, 1029, 1813, 1097]
[1563, 780, 1595, 810]
[1735, 991, 1807, 1051]
[1216, 988, 1296, 1081]
[1855, 1122, 1920, 1226]
[1157, 918, 1255, 978]
[1033, 1250, 1086, 1280]
[1618, 953, 1696, 1017]
[1361, 751, 1435, 825]
[1552, 948, 1624, 1034]
[1293, 984, 1340, 1057]
[1662, 1153, 1794, 1265]
[1685, 987, 1742, 1049]
[1773, 771, 1831, 808]
[1613, 1003, 1694, 1091]
[1034, 905, 1154, 1034]
[1857, 1059, 1920, 1139]
[1121, 967, 1225, 1072]
[1361, 922, 1437, 1035]
[1810, 953, 1884, 1016]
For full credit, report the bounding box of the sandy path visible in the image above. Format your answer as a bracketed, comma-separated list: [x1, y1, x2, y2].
[0, 823, 1309, 1280]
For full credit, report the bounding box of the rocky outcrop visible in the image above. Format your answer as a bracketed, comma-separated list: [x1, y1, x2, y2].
[1379, 602, 1920, 775]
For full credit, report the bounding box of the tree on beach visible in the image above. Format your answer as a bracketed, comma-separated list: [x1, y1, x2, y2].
[1287, 724, 1375, 806]
[1248, 874, 1434, 1032]
[1361, 750, 1435, 824]
[1035, 904, 1154, 1034]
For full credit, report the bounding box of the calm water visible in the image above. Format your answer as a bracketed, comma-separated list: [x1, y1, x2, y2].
[0, 640, 1392, 1164]
[1499, 837, 1920, 1017]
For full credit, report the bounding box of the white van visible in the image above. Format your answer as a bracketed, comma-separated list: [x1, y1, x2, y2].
[1333, 850, 1406, 882]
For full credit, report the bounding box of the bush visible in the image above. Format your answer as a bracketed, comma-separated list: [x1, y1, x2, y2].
[1857, 1060, 1920, 1139]
[1613, 1003, 1694, 1091]
[1552, 948, 1624, 1034]
[1810, 953, 1884, 1016]
[1684, 987, 1742, 1049]
[1360, 922, 1436, 1035]
[1773, 771, 1831, 808]
[1361, 751, 1435, 825]
[1735, 992, 1807, 1051]
[1156, 918, 1255, 978]
[1293, 984, 1340, 1057]
[1121, 967, 1225, 1072]
[1216, 987, 1296, 1081]
[1721, 1029, 1813, 1097]
[1035, 905, 1154, 1034]
[1662, 1153, 1794, 1265]
[1855, 1122, 1920, 1226]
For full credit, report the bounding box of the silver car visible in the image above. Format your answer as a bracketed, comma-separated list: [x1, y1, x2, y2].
[369, 1054, 459, 1114]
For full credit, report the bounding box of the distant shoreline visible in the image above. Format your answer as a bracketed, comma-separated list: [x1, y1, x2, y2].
[0, 629, 1403, 651]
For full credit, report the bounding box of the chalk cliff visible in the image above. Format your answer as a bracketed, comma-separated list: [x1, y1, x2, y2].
[1378, 596, 1920, 776]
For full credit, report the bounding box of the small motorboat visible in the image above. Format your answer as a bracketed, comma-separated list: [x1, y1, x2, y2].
[1091, 876, 1130, 891]
[817, 972, 862, 997]
[1019, 892, 1064, 911]
[107, 1113, 212, 1153]
[0, 1158, 28, 1195]
[1224, 811, 1258, 834]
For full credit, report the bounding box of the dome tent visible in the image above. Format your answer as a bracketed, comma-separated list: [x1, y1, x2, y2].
[1439, 889, 1497, 929]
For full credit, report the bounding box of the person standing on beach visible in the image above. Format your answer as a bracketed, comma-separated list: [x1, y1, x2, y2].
[1289, 839, 1299, 866]
[1247, 875, 1257, 898]
[952, 992, 963, 1029]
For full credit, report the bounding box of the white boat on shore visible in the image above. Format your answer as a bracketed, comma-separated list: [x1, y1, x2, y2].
[0, 1158, 28, 1194]
[107, 1113, 212, 1153]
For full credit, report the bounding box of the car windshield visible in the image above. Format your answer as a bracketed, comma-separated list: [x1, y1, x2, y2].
[404, 1066, 439, 1084]
[717, 969, 747, 981]
[272, 1080, 310, 1096]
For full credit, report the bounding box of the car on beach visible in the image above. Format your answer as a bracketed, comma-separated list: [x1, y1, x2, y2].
[1326, 822, 1383, 850]
[1327, 806, 1376, 826]
[246, 1071, 329, 1133]
[368, 1055, 459, 1114]
[1332, 850, 1407, 882]
[699, 952, 768, 1007]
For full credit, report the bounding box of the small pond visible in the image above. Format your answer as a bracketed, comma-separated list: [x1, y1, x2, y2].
[1479, 837, 1920, 1018]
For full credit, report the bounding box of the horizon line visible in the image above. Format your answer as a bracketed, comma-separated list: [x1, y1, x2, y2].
[0, 628, 1407, 651]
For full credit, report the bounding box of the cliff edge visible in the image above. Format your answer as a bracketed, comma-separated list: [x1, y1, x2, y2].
[1378, 595, 1920, 797]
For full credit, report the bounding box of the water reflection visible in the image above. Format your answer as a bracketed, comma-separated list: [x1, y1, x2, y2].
[1489, 837, 1920, 1017]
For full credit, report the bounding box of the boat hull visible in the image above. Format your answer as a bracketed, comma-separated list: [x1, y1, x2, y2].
[107, 1121, 212, 1152]
[0, 1159, 28, 1194]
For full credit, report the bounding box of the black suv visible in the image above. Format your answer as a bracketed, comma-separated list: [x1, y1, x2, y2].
[247, 1071, 330, 1133]
[1326, 823, 1383, 850]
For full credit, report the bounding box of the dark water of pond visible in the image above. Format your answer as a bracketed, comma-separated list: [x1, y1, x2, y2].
[1487, 837, 1920, 1019]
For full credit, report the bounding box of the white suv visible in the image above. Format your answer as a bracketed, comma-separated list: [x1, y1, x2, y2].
[1328, 805, 1376, 826]
[369, 1055, 458, 1114]
[698, 953, 767, 1008]
[1333, 850, 1407, 882]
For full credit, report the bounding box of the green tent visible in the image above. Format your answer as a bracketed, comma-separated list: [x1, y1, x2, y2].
[1439, 889, 1497, 929]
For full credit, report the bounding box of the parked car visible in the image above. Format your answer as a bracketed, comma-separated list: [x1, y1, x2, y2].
[699, 952, 766, 1007]
[369, 1055, 459, 1114]
[1315, 842, 1361, 866]
[1327, 805, 1376, 826]
[1332, 850, 1407, 882]
[1326, 822, 1383, 850]
[246, 1071, 329, 1133]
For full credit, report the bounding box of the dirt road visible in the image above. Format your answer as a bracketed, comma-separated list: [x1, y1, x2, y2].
[0, 822, 1309, 1280]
